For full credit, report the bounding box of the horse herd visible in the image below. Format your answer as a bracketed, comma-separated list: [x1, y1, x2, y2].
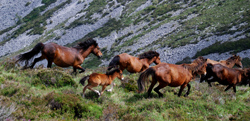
[16, 38, 250, 98]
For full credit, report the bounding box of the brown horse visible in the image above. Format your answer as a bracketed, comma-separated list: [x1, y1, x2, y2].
[79, 68, 124, 98]
[200, 55, 243, 85]
[206, 55, 242, 68]
[107, 50, 161, 73]
[137, 57, 207, 97]
[200, 63, 250, 92]
[16, 38, 102, 73]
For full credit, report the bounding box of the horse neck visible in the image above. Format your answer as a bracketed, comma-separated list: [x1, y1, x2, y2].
[107, 72, 120, 81]
[80, 45, 95, 58]
[140, 58, 155, 65]
[183, 63, 199, 76]
[225, 60, 235, 68]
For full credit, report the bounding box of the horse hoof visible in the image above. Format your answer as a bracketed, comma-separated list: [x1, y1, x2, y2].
[107, 89, 112, 92]
[79, 69, 85, 73]
[159, 94, 163, 98]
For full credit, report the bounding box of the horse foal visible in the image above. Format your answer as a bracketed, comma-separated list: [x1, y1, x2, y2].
[79, 69, 123, 98]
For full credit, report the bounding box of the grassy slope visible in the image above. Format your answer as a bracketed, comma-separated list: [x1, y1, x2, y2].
[0, 60, 250, 120]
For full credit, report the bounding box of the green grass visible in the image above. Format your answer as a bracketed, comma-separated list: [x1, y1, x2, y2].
[1, 59, 250, 120]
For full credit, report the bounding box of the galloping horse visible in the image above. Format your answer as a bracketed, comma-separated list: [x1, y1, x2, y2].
[200, 55, 243, 86]
[16, 38, 102, 73]
[206, 55, 242, 68]
[200, 63, 250, 93]
[79, 68, 124, 98]
[137, 57, 207, 97]
[107, 51, 161, 73]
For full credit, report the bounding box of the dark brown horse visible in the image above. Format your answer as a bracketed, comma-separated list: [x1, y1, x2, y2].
[16, 38, 102, 73]
[200, 63, 250, 92]
[200, 55, 243, 85]
[79, 68, 123, 98]
[107, 51, 161, 73]
[137, 57, 207, 97]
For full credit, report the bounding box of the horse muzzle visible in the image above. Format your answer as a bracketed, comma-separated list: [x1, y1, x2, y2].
[121, 77, 124, 81]
[98, 55, 102, 58]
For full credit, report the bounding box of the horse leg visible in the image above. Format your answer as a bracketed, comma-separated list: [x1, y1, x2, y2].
[47, 59, 53, 68]
[87, 85, 100, 96]
[207, 77, 217, 87]
[224, 85, 232, 92]
[71, 68, 77, 75]
[147, 79, 157, 97]
[200, 74, 207, 83]
[233, 85, 236, 93]
[82, 84, 89, 98]
[29, 56, 45, 68]
[74, 65, 85, 73]
[100, 85, 107, 96]
[107, 83, 114, 92]
[184, 83, 191, 97]
[178, 84, 187, 97]
[153, 82, 167, 98]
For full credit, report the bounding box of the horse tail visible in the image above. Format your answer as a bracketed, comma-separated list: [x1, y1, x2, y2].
[16, 43, 44, 66]
[79, 75, 90, 86]
[107, 55, 120, 70]
[137, 67, 156, 92]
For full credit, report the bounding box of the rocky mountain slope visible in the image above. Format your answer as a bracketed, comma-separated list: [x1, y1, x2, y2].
[0, 0, 250, 68]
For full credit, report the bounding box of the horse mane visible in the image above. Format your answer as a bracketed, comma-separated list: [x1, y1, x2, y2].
[138, 51, 159, 59]
[75, 38, 98, 50]
[106, 68, 120, 75]
[182, 57, 206, 75]
[193, 56, 206, 63]
[225, 55, 241, 63]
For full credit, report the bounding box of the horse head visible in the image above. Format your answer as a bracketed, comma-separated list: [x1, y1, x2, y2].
[117, 69, 124, 81]
[77, 38, 103, 58]
[239, 68, 250, 86]
[185, 56, 207, 76]
[138, 51, 161, 64]
[92, 45, 103, 58]
[106, 68, 124, 81]
[233, 55, 243, 68]
[153, 56, 161, 65]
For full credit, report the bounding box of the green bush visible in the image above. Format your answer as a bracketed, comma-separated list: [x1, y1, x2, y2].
[1, 86, 20, 97]
[45, 92, 103, 118]
[34, 69, 76, 88]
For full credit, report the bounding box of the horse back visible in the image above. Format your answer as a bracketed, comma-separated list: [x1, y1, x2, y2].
[119, 53, 143, 72]
[43, 43, 79, 66]
[154, 63, 191, 86]
[211, 64, 241, 84]
[89, 73, 109, 85]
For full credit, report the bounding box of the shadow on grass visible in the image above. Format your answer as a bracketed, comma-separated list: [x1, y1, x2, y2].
[125, 91, 165, 103]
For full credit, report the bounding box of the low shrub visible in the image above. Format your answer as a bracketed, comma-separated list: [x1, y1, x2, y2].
[34, 69, 76, 88]
[45, 92, 103, 119]
[121, 75, 138, 92]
